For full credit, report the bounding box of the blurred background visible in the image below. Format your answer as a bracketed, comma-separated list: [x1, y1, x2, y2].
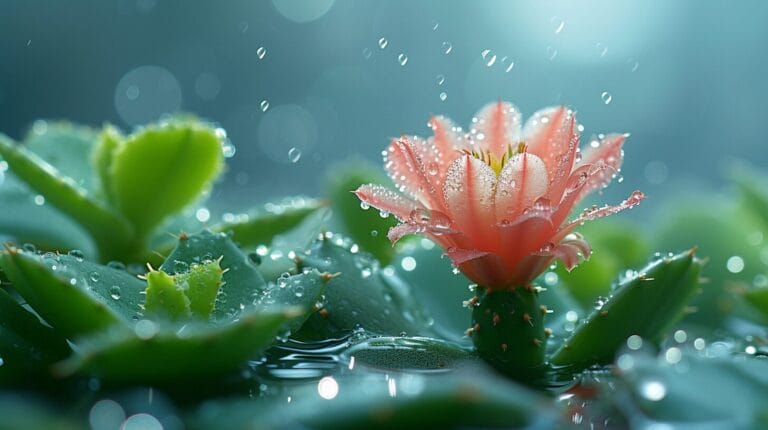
[1, 0, 767, 214]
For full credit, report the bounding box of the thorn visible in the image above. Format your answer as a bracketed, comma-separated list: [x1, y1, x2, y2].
[464, 326, 475, 337]
[216, 255, 224, 264]
[522, 313, 533, 327]
[492, 313, 500, 326]
[501, 343, 508, 352]
[524, 284, 536, 293]
[462, 296, 480, 308]
[146, 262, 155, 272]
[544, 328, 553, 337]
[137, 274, 147, 280]
[539, 305, 550, 315]
[178, 231, 189, 241]
[321, 272, 341, 282]
[473, 323, 480, 333]
[532, 338, 542, 347]
[318, 308, 330, 318]
[600, 310, 609, 317]
[152, 250, 167, 260]
[221, 268, 231, 274]
[685, 245, 698, 257]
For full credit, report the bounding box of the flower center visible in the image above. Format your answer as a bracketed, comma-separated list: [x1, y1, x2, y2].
[463, 142, 527, 176]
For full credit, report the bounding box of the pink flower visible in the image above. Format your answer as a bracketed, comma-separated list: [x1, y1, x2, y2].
[355, 102, 644, 289]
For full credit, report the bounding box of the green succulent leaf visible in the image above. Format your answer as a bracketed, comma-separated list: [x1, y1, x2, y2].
[550, 249, 702, 371]
[23, 121, 100, 192]
[393, 242, 473, 344]
[257, 269, 329, 334]
[325, 159, 398, 264]
[0, 134, 133, 261]
[615, 349, 768, 428]
[0, 248, 143, 337]
[295, 235, 432, 339]
[0, 288, 71, 386]
[55, 308, 300, 384]
[212, 197, 326, 249]
[109, 121, 224, 239]
[188, 366, 559, 430]
[91, 124, 122, 204]
[0, 172, 93, 253]
[342, 335, 475, 370]
[144, 269, 192, 320]
[160, 230, 266, 322]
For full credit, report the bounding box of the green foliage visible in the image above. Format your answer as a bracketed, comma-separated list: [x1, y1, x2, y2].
[324, 159, 399, 264]
[550, 249, 702, 371]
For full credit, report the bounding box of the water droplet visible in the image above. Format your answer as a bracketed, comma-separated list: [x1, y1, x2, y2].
[134, 319, 158, 340]
[627, 57, 639, 72]
[256, 46, 267, 59]
[109, 286, 121, 300]
[551, 16, 565, 34]
[726, 256, 744, 273]
[173, 260, 189, 273]
[221, 140, 236, 158]
[481, 49, 497, 67]
[439, 92, 447, 102]
[441, 41, 452, 55]
[595, 42, 608, 57]
[673, 330, 687, 343]
[546, 46, 558, 60]
[436, 74, 445, 86]
[431, 21, 439, 31]
[379, 210, 390, 219]
[33, 195, 45, 206]
[640, 380, 666, 401]
[397, 53, 408, 66]
[260, 99, 270, 112]
[89, 271, 101, 283]
[601, 91, 612, 104]
[68, 249, 85, 262]
[288, 147, 302, 163]
[196, 208, 211, 223]
[362, 47, 372, 60]
[294, 286, 305, 298]
[427, 162, 439, 176]
[378, 37, 388, 49]
[501, 56, 514, 73]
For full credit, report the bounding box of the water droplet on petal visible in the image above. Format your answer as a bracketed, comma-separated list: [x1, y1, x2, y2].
[288, 147, 302, 163]
[360, 201, 370, 210]
[109, 286, 121, 300]
[601, 91, 612, 104]
[256, 46, 267, 59]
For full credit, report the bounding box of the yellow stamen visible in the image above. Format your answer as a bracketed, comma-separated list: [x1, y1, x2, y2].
[464, 142, 527, 175]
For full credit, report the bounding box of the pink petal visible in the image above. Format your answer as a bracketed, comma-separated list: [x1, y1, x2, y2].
[494, 152, 550, 221]
[574, 133, 626, 201]
[554, 190, 646, 242]
[443, 155, 498, 239]
[383, 136, 446, 211]
[354, 184, 423, 222]
[471, 101, 522, 159]
[535, 234, 592, 271]
[387, 223, 421, 243]
[523, 106, 579, 202]
[549, 162, 610, 228]
[444, 247, 490, 265]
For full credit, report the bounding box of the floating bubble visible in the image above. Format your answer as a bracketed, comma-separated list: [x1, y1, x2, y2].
[114, 65, 182, 126]
[378, 37, 388, 49]
[362, 47, 372, 59]
[397, 53, 408, 66]
[317, 376, 339, 400]
[439, 92, 447, 101]
[726, 256, 744, 273]
[272, 0, 335, 23]
[436, 74, 445, 86]
[260, 99, 270, 112]
[441, 41, 452, 55]
[596, 42, 608, 57]
[551, 16, 565, 34]
[196, 208, 211, 223]
[546, 46, 558, 60]
[601, 91, 613, 104]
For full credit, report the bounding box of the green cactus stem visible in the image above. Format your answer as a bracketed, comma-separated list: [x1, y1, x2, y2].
[469, 285, 548, 382]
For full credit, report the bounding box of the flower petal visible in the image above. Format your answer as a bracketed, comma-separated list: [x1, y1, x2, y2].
[443, 155, 498, 238]
[383, 136, 445, 211]
[471, 101, 522, 159]
[354, 184, 423, 221]
[554, 190, 645, 242]
[494, 152, 550, 221]
[574, 133, 626, 201]
[523, 106, 579, 202]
